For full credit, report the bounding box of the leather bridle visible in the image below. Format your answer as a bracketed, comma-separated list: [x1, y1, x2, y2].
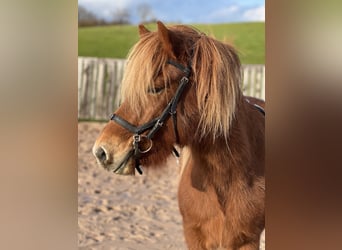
[110, 60, 191, 175]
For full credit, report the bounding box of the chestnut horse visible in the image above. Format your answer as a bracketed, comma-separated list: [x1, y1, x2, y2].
[93, 22, 265, 250]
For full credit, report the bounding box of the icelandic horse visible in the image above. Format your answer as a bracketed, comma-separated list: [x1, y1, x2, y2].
[93, 21, 265, 250]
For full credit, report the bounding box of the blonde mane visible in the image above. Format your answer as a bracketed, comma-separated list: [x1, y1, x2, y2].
[121, 25, 242, 139]
[192, 34, 242, 139]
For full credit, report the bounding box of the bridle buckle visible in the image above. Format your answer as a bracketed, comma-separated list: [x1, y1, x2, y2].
[180, 76, 189, 84]
[133, 134, 153, 154]
[133, 134, 141, 143]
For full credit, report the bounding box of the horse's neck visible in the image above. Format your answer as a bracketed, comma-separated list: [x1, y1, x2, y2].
[186, 100, 263, 189]
[189, 138, 249, 186]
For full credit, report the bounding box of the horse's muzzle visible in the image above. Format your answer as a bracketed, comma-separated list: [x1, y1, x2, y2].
[93, 144, 136, 175]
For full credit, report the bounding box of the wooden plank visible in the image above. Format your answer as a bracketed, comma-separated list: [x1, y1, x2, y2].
[261, 66, 265, 100]
[89, 58, 98, 119]
[245, 65, 252, 97]
[79, 58, 91, 118]
[100, 60, 109, 119]
[252, 66, 259, 98]
[250, 66, 256, 98]
[114, 59, 125, 108]
[78, 57, 83, 117]
[255, 65, 263, 99]
[95, 60, 105, 120]
[107, 60, 116, 118]
[257, 66, 263, 98]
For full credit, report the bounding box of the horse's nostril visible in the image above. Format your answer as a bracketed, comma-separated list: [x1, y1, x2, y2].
[94, 146, 108, 164]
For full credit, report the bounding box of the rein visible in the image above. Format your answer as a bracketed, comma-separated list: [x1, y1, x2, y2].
[110, 60, 191, 174]
[245, 98, 265, 116]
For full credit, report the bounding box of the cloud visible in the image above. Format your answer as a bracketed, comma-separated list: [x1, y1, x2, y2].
[243, 6, 265, 21]
[79, 0, 131, 9]
[208, 5, 239, 18]
[79, 0, 133, 20]
[206, 4, 265, 23]
[204, 5, 241, 23]
[211, 5, 239, 17]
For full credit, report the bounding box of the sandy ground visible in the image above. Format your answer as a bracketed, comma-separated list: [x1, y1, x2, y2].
[78, 122, 265, 250]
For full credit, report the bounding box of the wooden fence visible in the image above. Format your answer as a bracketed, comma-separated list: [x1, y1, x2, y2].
[78, 57, 265, 120]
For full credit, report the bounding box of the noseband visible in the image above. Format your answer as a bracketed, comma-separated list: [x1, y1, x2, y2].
[110, 60, 191, 174]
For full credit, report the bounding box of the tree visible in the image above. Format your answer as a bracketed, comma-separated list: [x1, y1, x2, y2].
[111, 7, 131, 25]
[137, 3, 155, 24]
[78, 5, 101, 27]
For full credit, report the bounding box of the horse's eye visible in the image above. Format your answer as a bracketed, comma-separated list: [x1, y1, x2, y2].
[147, 86, 165, 94]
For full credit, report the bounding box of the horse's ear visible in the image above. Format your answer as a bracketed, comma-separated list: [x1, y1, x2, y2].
[138, 24, 150, 37]
[157, 21, 176, 58]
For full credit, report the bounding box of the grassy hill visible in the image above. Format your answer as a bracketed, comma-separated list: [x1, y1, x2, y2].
[78, 22, 264, 64]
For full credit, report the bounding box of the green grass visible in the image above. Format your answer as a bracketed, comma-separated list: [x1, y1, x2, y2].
[78, 22, 264, 64]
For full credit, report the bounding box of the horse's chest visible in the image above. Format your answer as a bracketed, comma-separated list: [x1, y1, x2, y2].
[178, 167, 232, 248]
[179, 161, 229, 221]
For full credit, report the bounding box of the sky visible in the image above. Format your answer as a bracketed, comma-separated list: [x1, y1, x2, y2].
[78, 0, 265, 24]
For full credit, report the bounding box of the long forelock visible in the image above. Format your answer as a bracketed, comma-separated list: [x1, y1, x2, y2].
[120, 34, 170, 113]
